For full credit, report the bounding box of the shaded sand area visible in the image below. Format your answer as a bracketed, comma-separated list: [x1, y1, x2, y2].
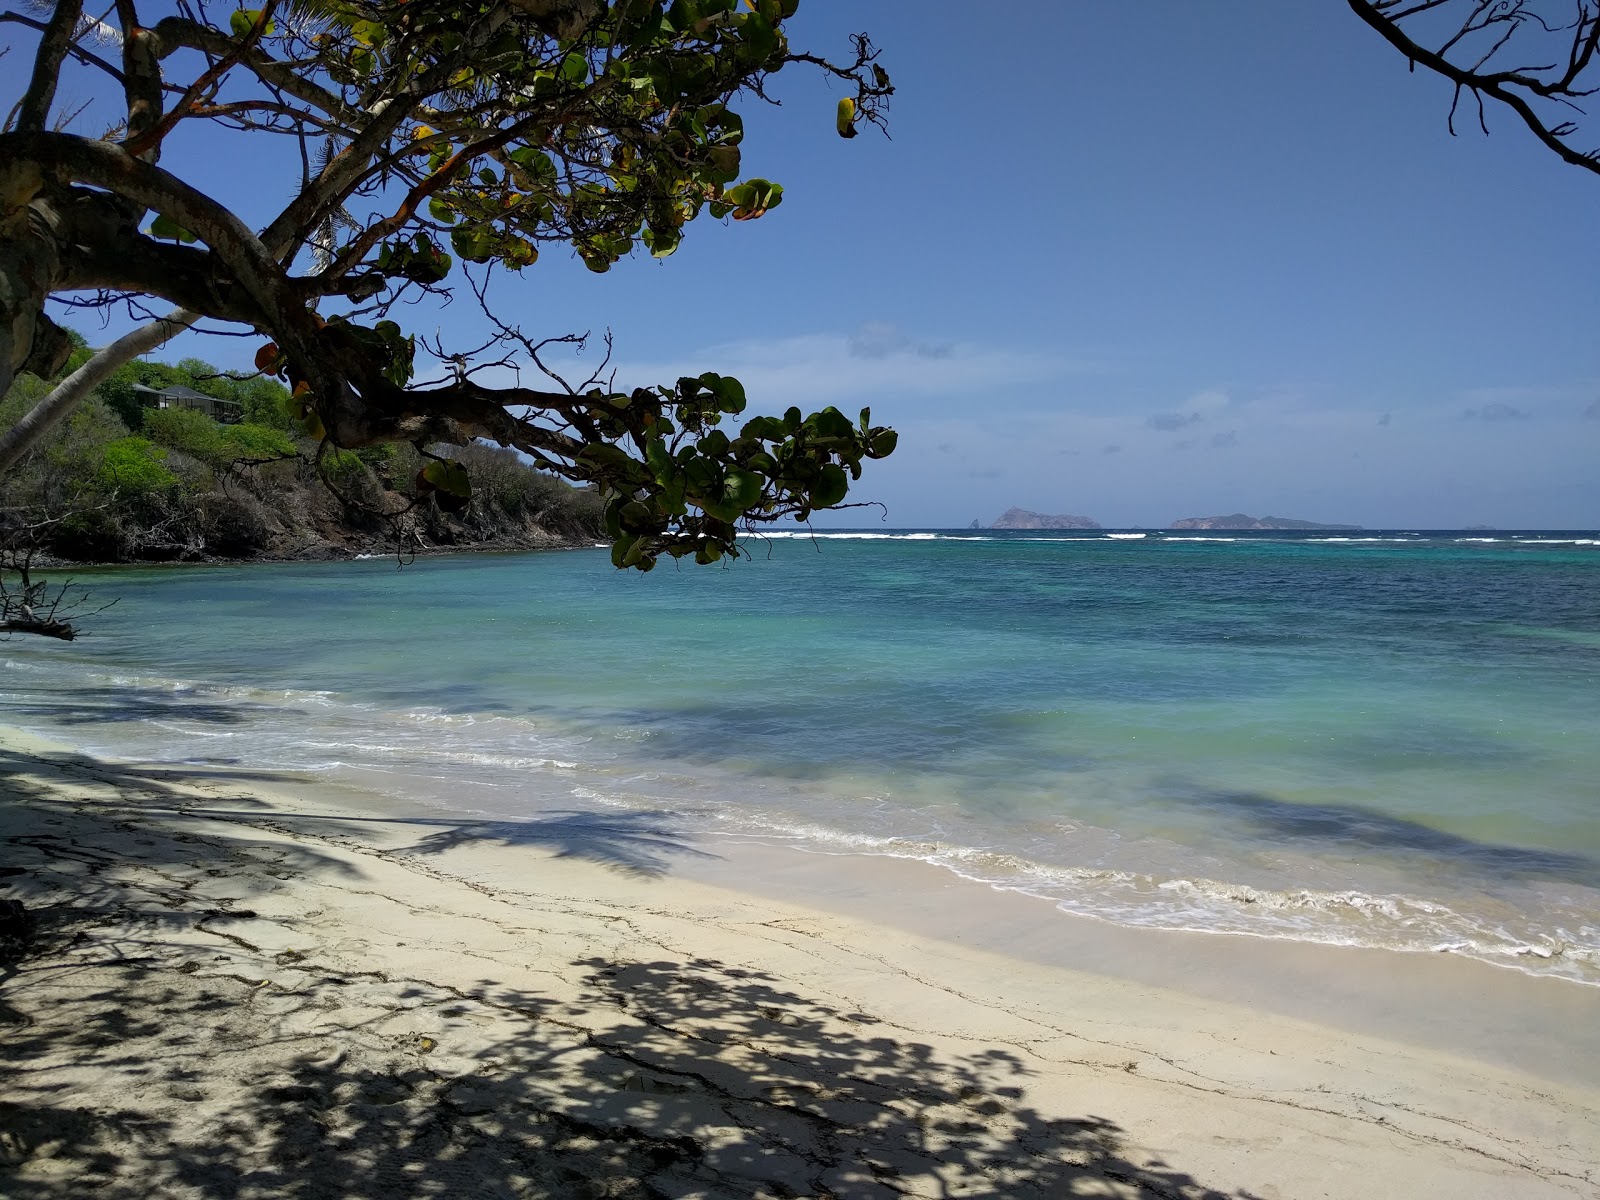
[2, 726, 1597, 1199]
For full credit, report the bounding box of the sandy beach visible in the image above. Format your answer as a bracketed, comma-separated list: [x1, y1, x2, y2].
[2, 723, 1597, 1199]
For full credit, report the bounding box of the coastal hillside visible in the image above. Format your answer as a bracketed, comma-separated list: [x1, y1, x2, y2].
[0, 345, 603, 564]
[991, 507, 1101, 529]
[1169, 513, 1361, 531]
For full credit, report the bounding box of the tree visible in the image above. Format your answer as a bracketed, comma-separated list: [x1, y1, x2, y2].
[0, 0, 897, 570]
[1348, 0, 1600, 176]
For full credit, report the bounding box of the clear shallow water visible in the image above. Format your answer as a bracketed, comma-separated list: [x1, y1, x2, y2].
[3, 529, 1598, 983]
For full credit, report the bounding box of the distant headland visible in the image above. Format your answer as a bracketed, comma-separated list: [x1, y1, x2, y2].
[1168, 514, 1362, 531]
[990, 507, 1102, 530]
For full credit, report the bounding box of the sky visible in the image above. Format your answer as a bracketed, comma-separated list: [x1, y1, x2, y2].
[29, 1, 1600, 528]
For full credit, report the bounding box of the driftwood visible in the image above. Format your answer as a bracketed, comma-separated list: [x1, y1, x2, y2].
[0, 617, 76, 640]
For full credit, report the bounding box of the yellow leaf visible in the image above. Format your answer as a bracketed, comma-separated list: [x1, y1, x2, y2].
[836, 97, 858, 138]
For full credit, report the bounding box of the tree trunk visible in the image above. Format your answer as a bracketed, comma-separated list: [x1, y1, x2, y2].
[0, 308, 196, 476]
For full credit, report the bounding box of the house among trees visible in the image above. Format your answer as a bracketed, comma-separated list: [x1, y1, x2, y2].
[132, 383, 244, 424]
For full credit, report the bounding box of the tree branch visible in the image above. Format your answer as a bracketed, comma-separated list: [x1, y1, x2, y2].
[1348, 0, 1600, 175]
[16, 0, 86, 132]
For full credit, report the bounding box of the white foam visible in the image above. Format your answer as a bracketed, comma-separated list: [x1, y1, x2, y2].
[1105, 533, 1148, 540]
[693, 812, 1600, 987]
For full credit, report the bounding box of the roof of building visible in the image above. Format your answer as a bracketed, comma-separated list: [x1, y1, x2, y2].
[131, 383, 241, 405]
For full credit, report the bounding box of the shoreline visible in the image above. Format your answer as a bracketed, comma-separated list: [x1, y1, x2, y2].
[3, 725, 1597, 1197]
[24, 536, 603, 572]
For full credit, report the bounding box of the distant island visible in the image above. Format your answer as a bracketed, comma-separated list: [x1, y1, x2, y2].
[991, 507, 1101, 530]
[1168, 514, 1362, 531]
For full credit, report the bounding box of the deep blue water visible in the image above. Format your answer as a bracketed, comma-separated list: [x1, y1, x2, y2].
[4, 528, 1597, 981]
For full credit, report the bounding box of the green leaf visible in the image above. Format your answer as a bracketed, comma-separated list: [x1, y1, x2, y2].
[149, 213, 197, 244]
[740, 416, 786, 442]
[867, 428, 898, 458]
[559, 52, 589, 83]
[740, 11, 777, 61]
[450, 225, 496, 263]
[724, 177, 783, 221]
[642, 225, 681, 258]
[427, 198, 457, 224]
[508, 147, 558, 180]
[230, 8, 273, 37]
[646, 438, 674, 480]
[699, 372, 746, 414]
[422, 458, 471, 498]
[810, 406, 854, 439]
[811, 463, 849, 508]
[721, 465, 763, 512]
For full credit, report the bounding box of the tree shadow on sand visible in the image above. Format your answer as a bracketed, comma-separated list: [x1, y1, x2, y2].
[2, 940, 1252, 1199]
[0, 747, 711, 880]
[0, 748, 1256, 1199]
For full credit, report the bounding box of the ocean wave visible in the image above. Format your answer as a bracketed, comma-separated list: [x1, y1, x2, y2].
[702, 815, 1600, 987]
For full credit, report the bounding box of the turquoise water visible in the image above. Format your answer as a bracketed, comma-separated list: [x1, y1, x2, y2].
[4, 529, 1598, 982]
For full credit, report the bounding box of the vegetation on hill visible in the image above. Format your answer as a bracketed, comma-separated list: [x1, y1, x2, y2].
[0, 340, 603, 567]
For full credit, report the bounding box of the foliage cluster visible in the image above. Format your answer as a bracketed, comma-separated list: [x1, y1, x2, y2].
[0, 0, 896, 572]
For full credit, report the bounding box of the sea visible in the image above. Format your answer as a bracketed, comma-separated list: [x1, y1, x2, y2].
[3, 528, 1598, 985]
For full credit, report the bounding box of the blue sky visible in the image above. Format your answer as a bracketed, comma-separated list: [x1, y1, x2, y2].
[36, 2, 1600, 527]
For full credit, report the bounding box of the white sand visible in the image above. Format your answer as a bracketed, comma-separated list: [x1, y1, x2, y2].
[1, 724, 1596, 1198]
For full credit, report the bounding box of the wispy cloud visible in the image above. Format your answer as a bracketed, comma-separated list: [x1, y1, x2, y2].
[614, 327, 1079, 409]
[1147, 410, 1203, 431]
[1462, 401, 1528, 421]
[846, 322, 951, 360]
[1209, 430, 1238, 448]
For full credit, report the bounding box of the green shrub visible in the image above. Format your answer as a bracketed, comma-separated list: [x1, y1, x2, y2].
[323, 448, 367, 482]
[143, 406, 223, 460]
[97, 437, 178, 494]
[221, 422, 297, 460]
[143, 408, 297, 468]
